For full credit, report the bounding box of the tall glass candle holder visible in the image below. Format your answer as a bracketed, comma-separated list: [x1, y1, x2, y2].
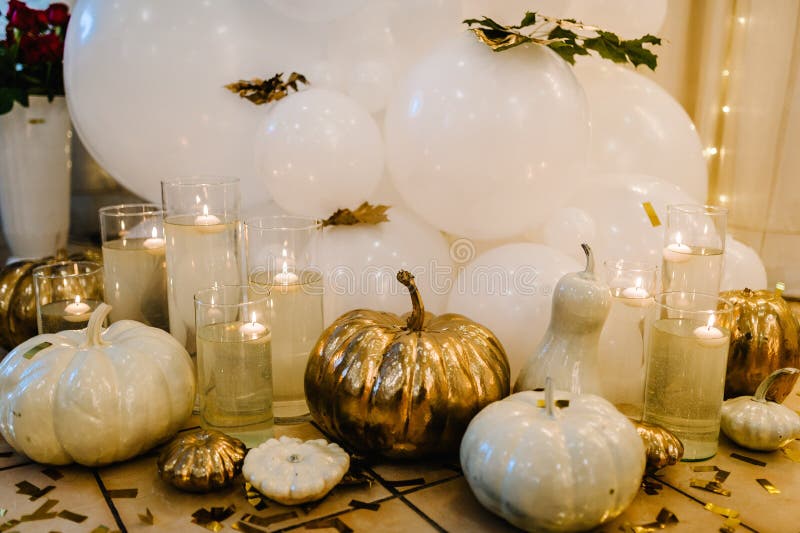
[662, 204, 727, 295]
[598, 260, 659, 420]
[195, 285, 273, 447]
[245, 215, 323, 423]
[162, 177, 241, 354]
[99, 203, 168, 329]
[34, 260, 104, 333]
[642, 291, 733, 460]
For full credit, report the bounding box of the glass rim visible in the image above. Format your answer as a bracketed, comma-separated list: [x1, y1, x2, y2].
[603, 259, 660, 273]
[161, 176, 240, 188]
[98, 203, 163, 217]
[194, 284, 270, 307]
[667, 204, 728, 216]
[32, 260, 103, 279]
[653, 290, 733, 314]
[244, 214, 322, 231]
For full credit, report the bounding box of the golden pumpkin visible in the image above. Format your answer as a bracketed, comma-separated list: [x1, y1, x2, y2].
[0, 249, 102, 350]
[718, 287, 800, 402]
[157, 429, 246, 492]
[305, 270, 510, 458]
[633, 421, 684, 471]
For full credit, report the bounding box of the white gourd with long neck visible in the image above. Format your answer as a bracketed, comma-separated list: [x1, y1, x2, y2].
[514, 244, 611, 395]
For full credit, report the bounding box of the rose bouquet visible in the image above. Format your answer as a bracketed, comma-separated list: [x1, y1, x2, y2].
[0, 0, 70, 114]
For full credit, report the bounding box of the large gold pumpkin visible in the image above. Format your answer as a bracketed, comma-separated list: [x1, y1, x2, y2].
[0, 249, 102, 350]
[305, 270, 510, 458]
[718, 287, 800, 402]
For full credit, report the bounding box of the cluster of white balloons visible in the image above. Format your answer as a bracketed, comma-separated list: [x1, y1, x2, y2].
[64, 0, 769, 380]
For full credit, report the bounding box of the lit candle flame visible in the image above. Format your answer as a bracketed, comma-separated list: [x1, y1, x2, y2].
[282, 261, 288, 276]
[151, 227, 158, 239]
[635, 277, 643, 289]
[202, 204, 209, 216]
[675, 232, 683, 246]
[706, 315, 715, 330]
[74, 295, 81, 305]
[251, 311, 257, 325]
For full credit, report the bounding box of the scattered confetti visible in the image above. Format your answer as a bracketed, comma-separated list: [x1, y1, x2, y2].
[57, 510, 88, 523]
[0, 518, 21, 531]
[780, 447, 800, 463]
[15, 481, 55, 501]
[20, 499, 58, 521]
[704, 503, 739, 518]
[692, 465, 719, 472]
[90, 526, 109, 533]
[385, 477, 425, 487]
[756, 478, 780, 494]
[656, 507, 679, 526]
[305, 517, 354, 533]
[690, 479, 731, 497]
[243, 511, 297, 527]
[41, 468, 63, 481]
[106, 488, 138, 499]
[720, 516, 741, 533]
[642, 201, 662, 227]
[138, 507, 154, 525]
[244, 483, 269, 511]
[714, 470, 731, 484]
[642, 479, 663, 495]
[618, 523, 656, 533]
[191, 504, 236, 531]
[349, 499, 380, 511]
[730, 453, 766, 467]
[536, 399, 570, 408]
[231, 521, 265, 533]
[23, 341, 52, 359]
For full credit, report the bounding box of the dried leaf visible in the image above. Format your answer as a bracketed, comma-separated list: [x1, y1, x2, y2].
[323, 202, 390, 227]
[225, 72, 309, 105]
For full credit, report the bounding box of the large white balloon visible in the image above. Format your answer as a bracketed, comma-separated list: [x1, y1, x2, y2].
[446, 243, 582, 381]
[255, 88, 384, 218]
[320, 207, 452, 323]
[535, 173, 696, 268]
[461, 0, 569, 25]
[564, 0, 667, 39]
[721, 237, 768, 292]
[385, 32, 590, 239]
[574, 58, 708, 203]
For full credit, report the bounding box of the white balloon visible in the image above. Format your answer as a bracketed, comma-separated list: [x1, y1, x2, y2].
[320, 207, 452, 323]
[461, 0, 570, 25]
[574, 57, 708, 203]
[385, 33, 590, 239]
[255, 88, 384, 218]
[531, 206, 597, 264]
[564, 0, 667, 39]
[721, 237, 768, 292]
[540, 173, 696, 268]
[446, 243, 582, 381]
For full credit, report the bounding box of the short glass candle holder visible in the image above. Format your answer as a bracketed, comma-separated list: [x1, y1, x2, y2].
[162, 177, 241, 354]
[642, 291, 733, 461]
[195, 285, 273, 447]
[662, 204, 727, 295]
[598, 260, 659, 419]
[33, 260, 104, 334]
[99, 203, 168, 329]
[244, 215, 323, 423]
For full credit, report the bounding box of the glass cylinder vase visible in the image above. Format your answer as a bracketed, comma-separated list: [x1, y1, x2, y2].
[99, 203, 168, 329]
[161, 177, 241, 354]
[662, 204, 727, 295]
[642, 291, 733, 461]
[33, 260, 104, 334]
[597, 260, 659, 420]
[244, 215, 323, 423]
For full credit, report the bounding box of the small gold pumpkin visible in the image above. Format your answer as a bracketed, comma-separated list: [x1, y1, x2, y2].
[305, 270, 510, 458]
[157, 429, 246, 492]
[718, 287, 800, 402]
[633, 421, 684, 471]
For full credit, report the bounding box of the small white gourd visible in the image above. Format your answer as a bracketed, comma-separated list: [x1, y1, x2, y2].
[515, 244, 611, 394]
[461, 378, 645, 533]
[243, 436, 350, 505]
[720, 367, 800, 451]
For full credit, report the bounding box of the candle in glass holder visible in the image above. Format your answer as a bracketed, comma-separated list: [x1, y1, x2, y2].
[100, 204, 169, 329]
[34, 261, 104, 334]
[662, 206, 727, 294]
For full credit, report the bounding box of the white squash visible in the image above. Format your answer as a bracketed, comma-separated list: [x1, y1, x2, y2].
[461, 378, 645, 533]
[243, 436, 350, 505]
[0, 303, 195, 466]
[720, 367, 800, 451]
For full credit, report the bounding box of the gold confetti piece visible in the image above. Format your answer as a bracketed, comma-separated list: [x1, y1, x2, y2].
[756, 478, 780, 494]
[201, 521, 224, 532]
[781, 447, 800, 462]
[0, 519, 20, 531]
[656, 507, 679, 525]
[704, 502, 740, 518]
[231, 521, 265, 533]
[642, 202, 662, 227]
[536, 399, 570, 409]
[23, 341, 52, 359]
[138, 507, 154, 525]
[57, 510, 87, 523]
[106, 488, 138, 498]
[41, 468, 63, 481]
[692, 465, 719, 472]
[15, 480, 55, 501]
[305, 517, 353, 533]
[730, 453, 766, 466]
[714, 470, 731, 483]
[618, 525, 656, 533]
[690, 479, 731, 496]
[20, 498, 59, 521]
[246, 511, 298, 527]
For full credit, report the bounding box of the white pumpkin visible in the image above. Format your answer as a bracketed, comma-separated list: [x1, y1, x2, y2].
[460, 379, 645, 533]
[243, 436, 350, 505]
[721, 367, 800, 451]
[0, 303, 195, 466]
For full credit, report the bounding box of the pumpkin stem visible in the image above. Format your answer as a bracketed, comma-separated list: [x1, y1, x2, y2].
[544, 377, 556, 418]
[397, 270, 425, 331]
[753, 367, 799, 402]
[81, 303, 112, 348]
[581, 243, 594, 274]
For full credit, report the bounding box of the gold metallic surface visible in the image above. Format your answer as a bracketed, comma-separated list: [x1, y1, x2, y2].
[718, 288, 800, 402]
[305, 271, 510, 458]
[157, 429, 246, 493]
[634, 421, 684, 470]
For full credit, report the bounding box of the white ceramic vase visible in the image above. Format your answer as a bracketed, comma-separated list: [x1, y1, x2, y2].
[0, 95, 71, 259]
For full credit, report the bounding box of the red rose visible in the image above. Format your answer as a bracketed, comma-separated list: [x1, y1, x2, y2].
[45, 3, 69, 26]
[19, 33, 62, 63]
[9, 4, 40, 32]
